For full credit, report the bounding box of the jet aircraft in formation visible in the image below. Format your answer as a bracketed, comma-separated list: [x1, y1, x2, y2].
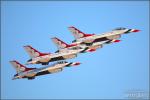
[10, 60, 80, 80]
[10, 26, 140, 80]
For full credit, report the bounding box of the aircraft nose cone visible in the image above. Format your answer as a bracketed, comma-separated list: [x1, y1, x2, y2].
[12, 77, 17, 80]
[131, 29, 140, 32]
[74, 62, 81, 66]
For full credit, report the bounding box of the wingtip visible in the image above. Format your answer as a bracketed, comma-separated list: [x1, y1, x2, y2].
[23, 45, 30, 47]
[9, 61, 14, 63]
[10, 60, 17, 63]
[68, 26, 75, 28]
[51, 37, 57, 39]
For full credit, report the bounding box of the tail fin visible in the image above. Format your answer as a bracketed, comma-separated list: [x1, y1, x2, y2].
[51, 37, 77, 49]
[68, 26, 95, 39]
[10, 60, 35, 73]
[51, 37, 69, 49]
[23, 45, 50, 58]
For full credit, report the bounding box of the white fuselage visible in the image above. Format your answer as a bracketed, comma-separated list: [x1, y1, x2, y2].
[74, 29, 128, 44]
[57, 39, 109, 53]
[27, 48, 83, 64]
[14, 62, 71, 79]
[56, 30, 130, 54]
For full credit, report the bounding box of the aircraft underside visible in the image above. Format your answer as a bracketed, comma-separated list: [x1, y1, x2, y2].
[25, 69, 63, 80]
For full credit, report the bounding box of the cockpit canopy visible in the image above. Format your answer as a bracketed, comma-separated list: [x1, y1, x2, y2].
[14, 73, 18, 77]
[27, 59, 32, 62]
[57, 61, 67, 64]
[72, 46, 82, 50]
[113, 27, 127, 31]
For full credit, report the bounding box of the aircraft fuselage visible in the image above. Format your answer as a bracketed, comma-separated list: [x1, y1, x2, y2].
[13, 61, 79, 80]
[26, 49, 85, 65]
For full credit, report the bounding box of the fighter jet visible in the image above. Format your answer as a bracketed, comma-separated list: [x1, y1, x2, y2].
[51, 37, 106, 53]
[24, 45, 84, 65]
[68, 26, 140, 50]
[10, 60, 80, 80]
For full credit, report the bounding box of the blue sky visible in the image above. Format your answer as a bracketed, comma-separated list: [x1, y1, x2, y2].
[1, 1, 149, 99]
